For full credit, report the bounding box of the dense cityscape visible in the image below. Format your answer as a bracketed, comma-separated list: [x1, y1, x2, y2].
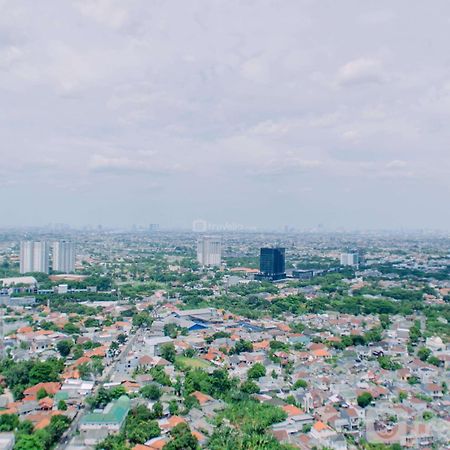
[0, 228, 448, 450]
[2, 1, 450, 449]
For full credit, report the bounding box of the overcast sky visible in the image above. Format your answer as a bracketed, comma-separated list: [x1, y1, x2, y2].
[1, 0, 449, 230]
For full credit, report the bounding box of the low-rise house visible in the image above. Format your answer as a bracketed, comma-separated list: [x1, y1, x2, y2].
[79, 395, 131, 444]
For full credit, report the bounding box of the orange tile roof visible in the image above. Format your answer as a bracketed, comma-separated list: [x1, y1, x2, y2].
[85, 346, 107, 358]
[282, 404, 305, 416]
[146, 439, 167, 450]
[160, 416, 186, 430]
[192, 430, 205, 442]
[23, 382, 61, 397]
[191, 391, 213, 405]
[253, 340, 270, 350]
[17, 326, 33, 334]
[313, 421, 328, 432]
[71, 356, 91, 368]
[62, 369, 80, 379]
[312, 349, 330, 358]
[36, 330, 54, 335]
[0, 407, 18, 415]
[38, 397, 54, 409]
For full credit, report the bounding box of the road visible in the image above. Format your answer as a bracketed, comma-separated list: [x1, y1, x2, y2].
[56, 328, 144, 450]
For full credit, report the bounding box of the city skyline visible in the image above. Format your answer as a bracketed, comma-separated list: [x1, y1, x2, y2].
[1, 1, 450, 230]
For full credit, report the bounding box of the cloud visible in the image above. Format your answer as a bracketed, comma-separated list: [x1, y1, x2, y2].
[0, 45, 22, 69]
[0, 1, 450, 228]
[73, 0, 130, 30]
[337, 58, 385, 86]
[88, 154, 185, 175]
[386, 160, 407, 169]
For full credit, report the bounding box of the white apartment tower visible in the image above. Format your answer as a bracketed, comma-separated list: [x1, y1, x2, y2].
[340, 252, 359, 267]
[53, 241, 75, 273]
[20, 241, 50, 274]
[197, 236, 222, 267]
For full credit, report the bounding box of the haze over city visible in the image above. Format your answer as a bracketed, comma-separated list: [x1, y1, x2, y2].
[1, 1, 450, 229]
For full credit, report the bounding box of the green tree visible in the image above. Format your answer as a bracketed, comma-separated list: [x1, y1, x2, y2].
[47, 415, 70, 444]
[293, 379, 308, 389]
[14, 435, 45, 450]
[140, 383, 162, 401]
[160, 343, 176, 363]
[417, 347, 431, 362]
[56, 339, 73, 357]
[125, 406, 160, 444]
[169, 400, 179, 415]
[63, 322, 80, 335]
[17, 420, 34, 435]
[241, 380, 260, 394]
[357, 392, 373, 408]
[0, 413, 19, 431]
[247, 362, 266, 380]
[163, 422, 199, 450]
[232, 339, 253, 354]
[132, 312, 152, 328]
[152, 401, 163, 418]
[37, 388, 48, 400]
[427, 356, 441, 367]
[95, 434, 129, 450]
[58, 400, 68, 410]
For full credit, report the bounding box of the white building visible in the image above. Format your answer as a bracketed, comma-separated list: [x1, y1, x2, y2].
[340, 252, 359, 267]
[197, 236, 221, 267]
[53, 240, 75, 273]
[20, 241, 50, 274]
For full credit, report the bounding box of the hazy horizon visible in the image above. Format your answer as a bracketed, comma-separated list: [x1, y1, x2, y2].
[1, 1, 450, 230]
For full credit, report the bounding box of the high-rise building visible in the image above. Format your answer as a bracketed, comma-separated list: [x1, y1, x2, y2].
[257, 247, 286, 281]
[197, 237, 221, 266]
[19, 241, 34, 274]
[340, 252, 359, 267]
[20, 241, 50, 274]
[53, 241, 75, 273]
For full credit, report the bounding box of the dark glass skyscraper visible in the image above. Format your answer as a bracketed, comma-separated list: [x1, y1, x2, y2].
[258, 247, 286, 280]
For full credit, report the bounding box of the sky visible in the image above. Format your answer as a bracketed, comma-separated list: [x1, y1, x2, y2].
[1, 0, 450, 230]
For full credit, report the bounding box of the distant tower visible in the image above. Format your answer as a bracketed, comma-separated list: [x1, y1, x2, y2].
[258, 247, 286, 281]
[52, 241, 75, 273]
[20, 241, 34, 273]
[20, 241, 50, 274]
[197, 237, 222, 267]
[340, 252, 359, 267]
[0, 315, 4, 359]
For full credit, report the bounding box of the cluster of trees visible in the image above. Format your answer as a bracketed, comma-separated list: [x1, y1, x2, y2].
[87, 386, 128, 409]
[417, 347, 442, 367]
[378, 356, 402, 371]
[212, 400, 290, 449]
[0, 357, 64, 400]
[327, 328, 383, 349]
[124, 405, 161, 444]
[97, 405, 197, 450]
[78, 357, 104, 379]
[164, 422, 199, 450]
[6, 415, 70, 450]
[132, 311, 153, 328]
[163, 323, 188, 339]
[228, 282, 279, 296]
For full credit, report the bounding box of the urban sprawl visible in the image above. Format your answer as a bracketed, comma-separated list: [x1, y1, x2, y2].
[0, 230, 449, 450]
